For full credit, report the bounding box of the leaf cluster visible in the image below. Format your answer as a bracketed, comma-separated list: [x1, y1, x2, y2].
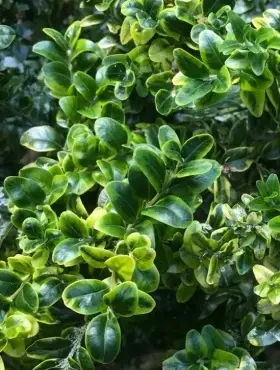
[1, 1, 280, 369]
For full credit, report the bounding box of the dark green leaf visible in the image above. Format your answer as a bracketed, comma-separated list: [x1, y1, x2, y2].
[67, 172, 96, 196]
[95, 213, 125, 238]
[39, 277, 64, 308]
[49, 174, 68, 204]
[176, 283, 197, 303]
[59, 211, 89, 238]
[128, 164, 156, 200]
[143, 0, 163, 19]
[240, 89, 265, 118]
[106, 63, 126, 81]
[43, 28, 68, 50]
[19, 167, 52, 193]
[185, 329, 208, 362]
[181, 134, 214, 161]
[33, 41, 66, 63]
[137, 11, 158, 29]
[0, 270, 22, 297]
[155, 89, 174, 115]
[15, 283, 39, 314]
[106, 181, 139, 223]
[174, 48, 209, 79]
[75, 347, 95, 370]
[177, 160, 213, 178]
[202, 0, 236, 15]
[27, 337, 71, 360]
[4, 176, 45, 209]
[22, 217, 43, 240]
[121, 0, 143, 16]
[236, 249, 254, 275]
[103, 281, 138, 317]
[52, 238, 83, 266]
[73, 72, 97, 102]
[133, 146, 166, 193]
[101, 102, 125, 124]
[132, 265, 160, 292]
[176, 79, 213, 106]
[85, 313, 121, 364]
[142, 195, 193, 229]
[71, 39, 96, 61]
[0, 25, 16, 49]
[63, 279, 109, 315]
[95, 118, 128, 150]
[201, 325, 225, 357]
[199, 30, 224, 70]
[162, 349, 189, 370]
[59, 96, 81, 122]
[43, 62, 71, 95]
[228, 11, 246, 42]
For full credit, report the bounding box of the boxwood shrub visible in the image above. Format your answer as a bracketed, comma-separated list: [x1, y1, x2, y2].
[1, 0, 280, 369]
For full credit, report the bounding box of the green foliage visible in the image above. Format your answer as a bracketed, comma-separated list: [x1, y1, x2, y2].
[2, 0, 280, 369]
[0, 1, 85, 181]
[163, 325, 256, 370]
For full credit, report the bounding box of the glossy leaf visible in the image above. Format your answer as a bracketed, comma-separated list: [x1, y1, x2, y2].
[15, 283, 39, 314]
[59, 211, 89, 238]
[211, 349, 240, 370]
[33, 41, 66, 63]
[52, 238, 83, 266]
[43, 62, 71, 95]
[49, 174, 68, 204]
[19, 167, 52, 192]
[62, 279, 109, 315]
[185, 329, 208, 362]
[4, 177, 45, 209]
[162, 350, 189, 370]
[80, 246, 115, 268]
[0, 25, 16, 49]
[103, 281, 138, 317]
[177, 160, 212, 178]
[95, 118, 128, 150]
[142, 196, 193, 229]
[228, 11, 246, 42]
[248, 321, 280, 346]
[0, 270, 22, 297]
[101, 102, 125, 124]
[133, 146, 166, 193]
[181, 134, 214, 162]
[85, 313, 121, 364]
[43, 28, 68, 50]
[135, 290, 156, 314]
[26, 337, 71, 360]
[155, 89, 174, 115]
[240, 89, 265, 118]
[73, 72, 96, 102]
[176, 79, 213, 106]
[199, 30, 224, 70]
[202, 0, 236, 14]
[174, 48, 209, 79]
[39, 277, 64, 307]
[106, 181, 139, 223]
[20, 126, 63, 152]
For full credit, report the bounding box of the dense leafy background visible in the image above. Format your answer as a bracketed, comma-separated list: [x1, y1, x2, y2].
[0, 0, 85, 180]
[1, 0, 280, 369]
